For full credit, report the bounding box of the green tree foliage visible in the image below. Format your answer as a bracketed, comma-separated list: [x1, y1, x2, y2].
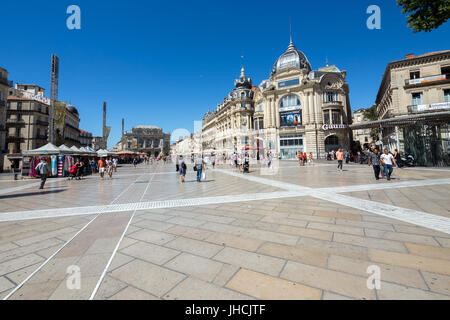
[397, 0, 450, 32]
[363, 104, 378, 121]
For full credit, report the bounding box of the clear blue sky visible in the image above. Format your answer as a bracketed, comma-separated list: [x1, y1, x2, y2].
[1, 0, 449, 147]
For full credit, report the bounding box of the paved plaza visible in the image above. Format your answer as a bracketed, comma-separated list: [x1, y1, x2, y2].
[0, 161, 449, 300]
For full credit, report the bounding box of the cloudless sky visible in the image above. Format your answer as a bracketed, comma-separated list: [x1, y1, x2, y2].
[1, 0, 449, 147]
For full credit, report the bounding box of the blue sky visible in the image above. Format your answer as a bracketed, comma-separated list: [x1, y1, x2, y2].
[1, 0, 449, 147]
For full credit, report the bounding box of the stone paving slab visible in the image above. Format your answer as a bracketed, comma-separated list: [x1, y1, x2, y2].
[1, 162, 450, 300]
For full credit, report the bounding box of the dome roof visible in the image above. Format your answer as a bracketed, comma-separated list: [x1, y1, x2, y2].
[271, 41, 312, 76]
[66, 105, 79, 115]
[234, 65, 252, 89]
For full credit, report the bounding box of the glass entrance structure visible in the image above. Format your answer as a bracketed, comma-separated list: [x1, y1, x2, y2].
[279, 134, 303, 159]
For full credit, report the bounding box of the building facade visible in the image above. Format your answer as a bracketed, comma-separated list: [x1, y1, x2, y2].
[116, 125, 170, 156]
[5, 84, 50, 170]
[79, 129, 93, 147]
[375, 51, 450, 166]
[0, 67, 11, 171]
[352, 108, 372, 149]
[200, 40, 352, 160]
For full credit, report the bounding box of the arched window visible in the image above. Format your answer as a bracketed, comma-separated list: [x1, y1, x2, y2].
[280, 95, 301, 109]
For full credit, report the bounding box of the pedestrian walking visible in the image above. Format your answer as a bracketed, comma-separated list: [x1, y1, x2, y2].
[336, 148, 344, 171]
[303, 152, 307, 165]
[133, 158, 138, 168]
[98, 158, 106, 179]
[368, 148, 381, 180]
[380, 148, 398, 181]
[194, 154, 204, 182]
[298, 151, 303, 166]
[308, 152, 314, 165]
[178, 156, 186, 183]
[211, 154, 216, 169]
[113, 157, 118, 172]
[35, 158, 50, 189]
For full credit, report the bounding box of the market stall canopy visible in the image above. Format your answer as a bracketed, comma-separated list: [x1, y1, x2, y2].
[23, 143, 64, 156]
[115, 150, 138, 155]
[58, 144, 75, 154]
[69, 145, 83, 154]
[97, 149, 110, 157]
[79, 147, 96, 155]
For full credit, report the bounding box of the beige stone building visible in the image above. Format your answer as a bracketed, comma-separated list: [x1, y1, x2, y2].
[114, 125, 170, 156]
[374, 50, 450, 166]
[200, 40, 352, 160]
[352, 108, 372, 148]
[79, 129, 93, 147]
[5, 84, 50, 170]
[0, 67, 11, 171]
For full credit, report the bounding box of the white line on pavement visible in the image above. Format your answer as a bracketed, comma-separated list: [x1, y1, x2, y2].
[89, 164, 159, 300]
[2, 171, 146, 300]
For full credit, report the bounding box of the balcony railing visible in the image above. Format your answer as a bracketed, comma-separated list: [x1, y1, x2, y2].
[405, 74, 450, 86]
[408, 101, 450, 113]
[0, 100, 5, 107]
[322, 100, 342, 108]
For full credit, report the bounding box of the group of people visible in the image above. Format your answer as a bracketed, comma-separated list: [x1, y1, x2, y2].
[297, 152, 314, 166]
[368, 146, 399, 180]
[177, 155, 207, 183]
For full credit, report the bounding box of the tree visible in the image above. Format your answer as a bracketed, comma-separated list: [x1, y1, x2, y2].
[397, 0, 450, 33]
[363, 105, 380, 143]
[363, 104, 378, 121]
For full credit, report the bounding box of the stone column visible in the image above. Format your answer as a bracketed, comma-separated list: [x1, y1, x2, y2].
[275, 98, 280, 128]
[303, 92, 309, 125]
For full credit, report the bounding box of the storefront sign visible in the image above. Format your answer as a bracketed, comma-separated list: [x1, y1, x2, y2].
[22, 92, 50, 105]
[322, 124, 348, 130]
[278, 78, 299, 89]
[415, 102, 450, 112]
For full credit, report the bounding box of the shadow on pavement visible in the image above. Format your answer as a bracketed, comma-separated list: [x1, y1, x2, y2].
[0, 189, 67, 200]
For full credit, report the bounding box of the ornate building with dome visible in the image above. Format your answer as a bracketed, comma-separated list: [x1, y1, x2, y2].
[201, 39, 352, 159]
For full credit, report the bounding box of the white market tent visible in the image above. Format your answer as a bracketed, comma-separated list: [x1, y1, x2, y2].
[70, 145, 83, 154]
[58, 144, 75, 154]
[97, 149, 110, 157]
[23, 143, 65, 156]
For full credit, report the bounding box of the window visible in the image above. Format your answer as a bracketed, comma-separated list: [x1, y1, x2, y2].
[331, 110, 341, 124]
[357, 116, 361, 122]
[17, 102, 22, 110]
[412, 92, 423, 105]
[257, 103, 263, 112]
[324, 112, 330, 124]
[280, 95, 301, 109]
[324, 109, 342, 124]
[258, 118, 264, 130]
[324, 92, 339, 102]
[410, 71, 420, 79]
[444, 89, 450, 102]
[17, 114, 22, 121]
[441, 66, 450, 75]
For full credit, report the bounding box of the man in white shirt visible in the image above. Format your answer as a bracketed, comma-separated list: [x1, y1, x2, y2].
[380, 148, 398, 181]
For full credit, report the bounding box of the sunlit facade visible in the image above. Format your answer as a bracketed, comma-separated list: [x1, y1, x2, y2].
[200, 40, 353, 159]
